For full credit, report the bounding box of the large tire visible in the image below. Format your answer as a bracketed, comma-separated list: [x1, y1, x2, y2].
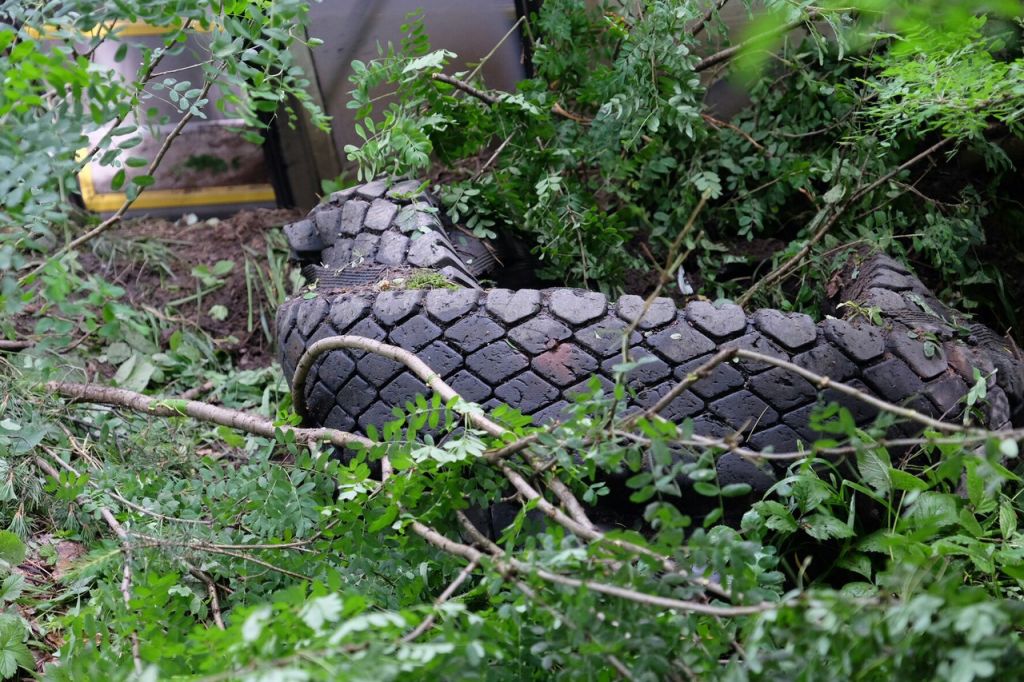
[276, 179, 1024, 502]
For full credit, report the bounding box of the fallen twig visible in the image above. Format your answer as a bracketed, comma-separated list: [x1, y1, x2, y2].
[76, 20, 193, 167]
[466, 15, 524, 83]
[639, 347, 738, 424]
[0, 340, 33, 352]
[431, 72, 594, 126]
[736, 136, 956, 307]
[432, 72, 499, 105]
[291, 336, 738, 597]
[33, 455, 144, 675]
[733, 348, 963, 433]
[701, 113, 766, 153]
[20, 65, 224, 285]
[619, 427, 1024, 463]
[46, 380, 372, 450]
[455, 511, 637, 680]
[180, 380, 216, 402]
[400, 557, 479, 643]
[690, 0, 731, 38]
[410, 520, 773, 617]
[619, 196, 707, 360]
[188, 567, 227, 630]
[127, 532, 314, 582]
[51, 328, 998, 615]
[694, 11, 820, 73]
[291, 335, 598, 532]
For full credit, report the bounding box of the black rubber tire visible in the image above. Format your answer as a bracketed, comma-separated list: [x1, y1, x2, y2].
[277, 179, 1024, 502]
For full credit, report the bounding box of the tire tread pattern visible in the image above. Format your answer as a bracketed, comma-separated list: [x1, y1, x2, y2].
[277, 181, 1024, 496]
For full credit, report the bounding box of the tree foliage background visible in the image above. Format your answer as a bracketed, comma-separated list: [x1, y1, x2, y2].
[0, 0, 1023, 680]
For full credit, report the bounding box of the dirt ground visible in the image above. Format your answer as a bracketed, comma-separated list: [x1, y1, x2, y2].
[79, 207, 303, 368]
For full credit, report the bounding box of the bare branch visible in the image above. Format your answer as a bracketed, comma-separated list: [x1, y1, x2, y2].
[430, 71, 592, 126]
[455, 512, 637, 680]
[619, 196, 707, 359]
[409, 520, 774, 617]
[400, 557, 479, 643]
[456, 510, 504, 555]
[291, 334, 598, 531]
[484, 432, 540, 462]
[180, 380, 216, 401]
[732, 348, 963, 433]
[431, 73, 500, 105]
[33, 455, 143, 674]
[46, 380, 372, 450]
[637, 348, 738, 423]
[736, 136, 956, 307]
[21, 64, 224, 285]
[695, 12, 820, 73]
[690, 0, 731, 38]
[188, 567, 227, 630]
[0, 340, 33, 352]
[291, 334, 732, 598]
[621, 428, 1024, 463]
[525, 563, 774, 616]
[128, 532, 314, 582]
[701, 113, 766, 152]
[466, 15, 525, 83]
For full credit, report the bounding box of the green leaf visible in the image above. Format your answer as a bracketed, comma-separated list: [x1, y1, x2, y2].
[754, 500, 798, 533]
[889, 468, 928, 492]
[211, 260, 236, 277]
[693, 481, 719, 497]
[692, 170, 722, 199]
[105, 341, 131, 364]
[965, 459, 984, 508]
[402, 50, 453, 74]
[0, 532, 26, 567]
[113, 353, 156, 392]
[958, 507, 985, 538]
[823, 184, 846, 203]
[836, 553, 872, 579]
[906, 492, 959, 529]
[703, 507, 723, 528]
[856, 530, 889, 553]
[720, 483, 752, 497]
[131, 174, 155, 187]
[856, 448, 891, 495]
[840, 581, 876, 598]
[300, 594, 343, 634]
[999, 498, 1018, 538]
[965, 369, 987, 408]
[242, 606, 271, 643]
[803, 513, 854, 540]
[368, 504, 398, 532]
[216, 425, 246, 448]
[0, 575, 24, 603]
[0, 616, 32, 680]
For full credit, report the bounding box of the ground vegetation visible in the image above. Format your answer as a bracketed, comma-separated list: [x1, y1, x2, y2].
[0, 1, 1023, 679]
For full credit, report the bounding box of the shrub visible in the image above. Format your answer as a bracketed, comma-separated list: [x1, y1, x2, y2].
[345, 1, 1024, 326]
